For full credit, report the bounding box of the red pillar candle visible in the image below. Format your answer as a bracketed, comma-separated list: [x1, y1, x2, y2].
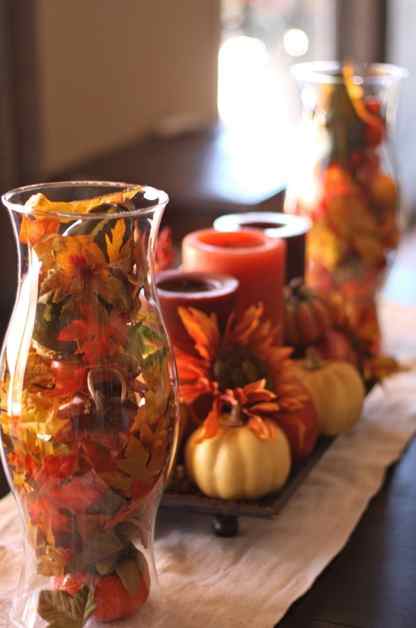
[182, 229, 286, 339]
[156, 270, 239, 353]
[213, 212, 310, 283]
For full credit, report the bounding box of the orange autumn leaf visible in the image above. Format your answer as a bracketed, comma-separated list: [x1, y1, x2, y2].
[342, 64, 385, 129]
[20, 215, 59, 245]
[177, 307, 220, 361]
[155, 226, 175, 272]
[29, 496, 72, 536]
[58, 306, 127, 364]
[55, 236, 105, 277]
[37, 454, 78, 482]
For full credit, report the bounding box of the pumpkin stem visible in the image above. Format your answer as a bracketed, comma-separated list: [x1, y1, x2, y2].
[222, 402, 244, 427]
[304, 347, 324, 370]
[286, 278, 314, 302]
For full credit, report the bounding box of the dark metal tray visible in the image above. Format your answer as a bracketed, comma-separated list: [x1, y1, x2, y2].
[160, 436, 333, 535]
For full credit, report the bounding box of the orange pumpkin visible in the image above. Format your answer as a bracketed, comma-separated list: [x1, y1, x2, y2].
[277, 396, 319, 462]
[94, 569, 150, 623]
[284, 279, 332, 348]
[316, 329, 358, 366]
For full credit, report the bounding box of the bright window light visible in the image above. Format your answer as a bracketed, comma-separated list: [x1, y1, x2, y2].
[283, 28, 309, 57]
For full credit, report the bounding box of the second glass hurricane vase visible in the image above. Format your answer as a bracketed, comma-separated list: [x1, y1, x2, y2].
[284, 62, 407, 354]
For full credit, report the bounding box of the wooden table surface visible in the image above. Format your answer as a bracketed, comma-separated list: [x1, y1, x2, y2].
[1, 130, 415, 627]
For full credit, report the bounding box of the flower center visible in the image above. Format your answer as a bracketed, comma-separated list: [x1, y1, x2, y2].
[213, 345, 269, 390]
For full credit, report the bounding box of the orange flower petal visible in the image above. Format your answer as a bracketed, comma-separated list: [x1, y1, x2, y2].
[197, 400, 221, 441]
[247, 416, 277, 440]
[178, 307, 220, 361]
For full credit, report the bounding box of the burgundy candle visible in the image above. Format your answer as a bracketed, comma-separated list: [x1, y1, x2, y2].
[156, 270, 239, 353]
[213, 212, 310, 282]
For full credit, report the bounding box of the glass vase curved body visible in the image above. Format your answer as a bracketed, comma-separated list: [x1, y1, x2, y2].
[0, 182, 179, 627]
[284, 62, 407, 354]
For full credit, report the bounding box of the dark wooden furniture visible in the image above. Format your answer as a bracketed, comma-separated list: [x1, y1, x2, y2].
[54, 125, 286, 241]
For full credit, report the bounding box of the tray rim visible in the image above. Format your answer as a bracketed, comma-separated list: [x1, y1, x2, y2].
[161, 436, 334, 519]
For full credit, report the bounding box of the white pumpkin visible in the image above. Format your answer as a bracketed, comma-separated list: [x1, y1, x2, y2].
[295, 359, 365, 436]
[185, 420, 291, 500]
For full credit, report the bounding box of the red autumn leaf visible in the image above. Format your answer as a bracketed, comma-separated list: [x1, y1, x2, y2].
[38, 454, 78, 481]
[53, 572, 89, 597]
[131, 479, 153, 500]
[50, 361, 87, 397]
[8, 451, 38, 476]
[29, 497, 72, 535]
[45, 472, 107, 512]
[82, 441, 117, 473]
[58, 320, 89, 344]
[155, 226, 175, 272]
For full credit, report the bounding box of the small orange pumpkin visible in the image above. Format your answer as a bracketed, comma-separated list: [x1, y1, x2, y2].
[284, 279, 333, 349]
[94, 556, 150, 623]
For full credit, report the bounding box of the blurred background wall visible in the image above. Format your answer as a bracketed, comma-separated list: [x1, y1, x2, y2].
[35, 0, 220, 175]
[0, 0, 414, 327]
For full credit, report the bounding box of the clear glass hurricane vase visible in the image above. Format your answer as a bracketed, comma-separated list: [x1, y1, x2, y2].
[284, 62, 407, 354]
[0, 182, 180, 627]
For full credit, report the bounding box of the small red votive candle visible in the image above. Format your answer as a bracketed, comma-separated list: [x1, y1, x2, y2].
[156, 270, 239, 353]
[181, 229, 286, 339]
[213, 212, 310, 283]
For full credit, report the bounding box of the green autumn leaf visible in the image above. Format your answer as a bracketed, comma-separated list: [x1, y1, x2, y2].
[69, 529, 124, 572]
[38, 586, 95, 628]
[87, 488, 127, 516]
[116, 557, 141, 597]
[128, 323, 164, 358]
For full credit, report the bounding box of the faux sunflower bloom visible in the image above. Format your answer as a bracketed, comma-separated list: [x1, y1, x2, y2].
[175, 303, 308, 440]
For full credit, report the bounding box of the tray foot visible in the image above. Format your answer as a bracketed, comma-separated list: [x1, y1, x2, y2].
[212, 515, 239, 537]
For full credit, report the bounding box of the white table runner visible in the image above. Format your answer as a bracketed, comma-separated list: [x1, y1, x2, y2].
[0, 301, 415, 627]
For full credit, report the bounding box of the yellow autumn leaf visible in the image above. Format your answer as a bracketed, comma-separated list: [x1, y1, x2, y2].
[25, 186, 143, 216]
[105, 219, 126, 262]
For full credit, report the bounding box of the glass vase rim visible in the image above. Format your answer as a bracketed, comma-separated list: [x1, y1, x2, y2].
[1, 180, 170, 220]
[291, 61, 409, 86]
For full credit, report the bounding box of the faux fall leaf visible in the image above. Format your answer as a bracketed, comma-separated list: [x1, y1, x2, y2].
[117, 435, 153, 484]
[29, 496, 72, 543]
[68, 528, 124, 572]
[37, 545, 73, 578]
[20, 216, 60, 246]
[105, 219, 126, 262]
[58, 305, 128, 364]
[44, 471, 107, 513]
[38, 585, 95, 628]
[25, 186, 143, 217]
[155, 226, 175, 272]
[50, 361, 87, 398]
